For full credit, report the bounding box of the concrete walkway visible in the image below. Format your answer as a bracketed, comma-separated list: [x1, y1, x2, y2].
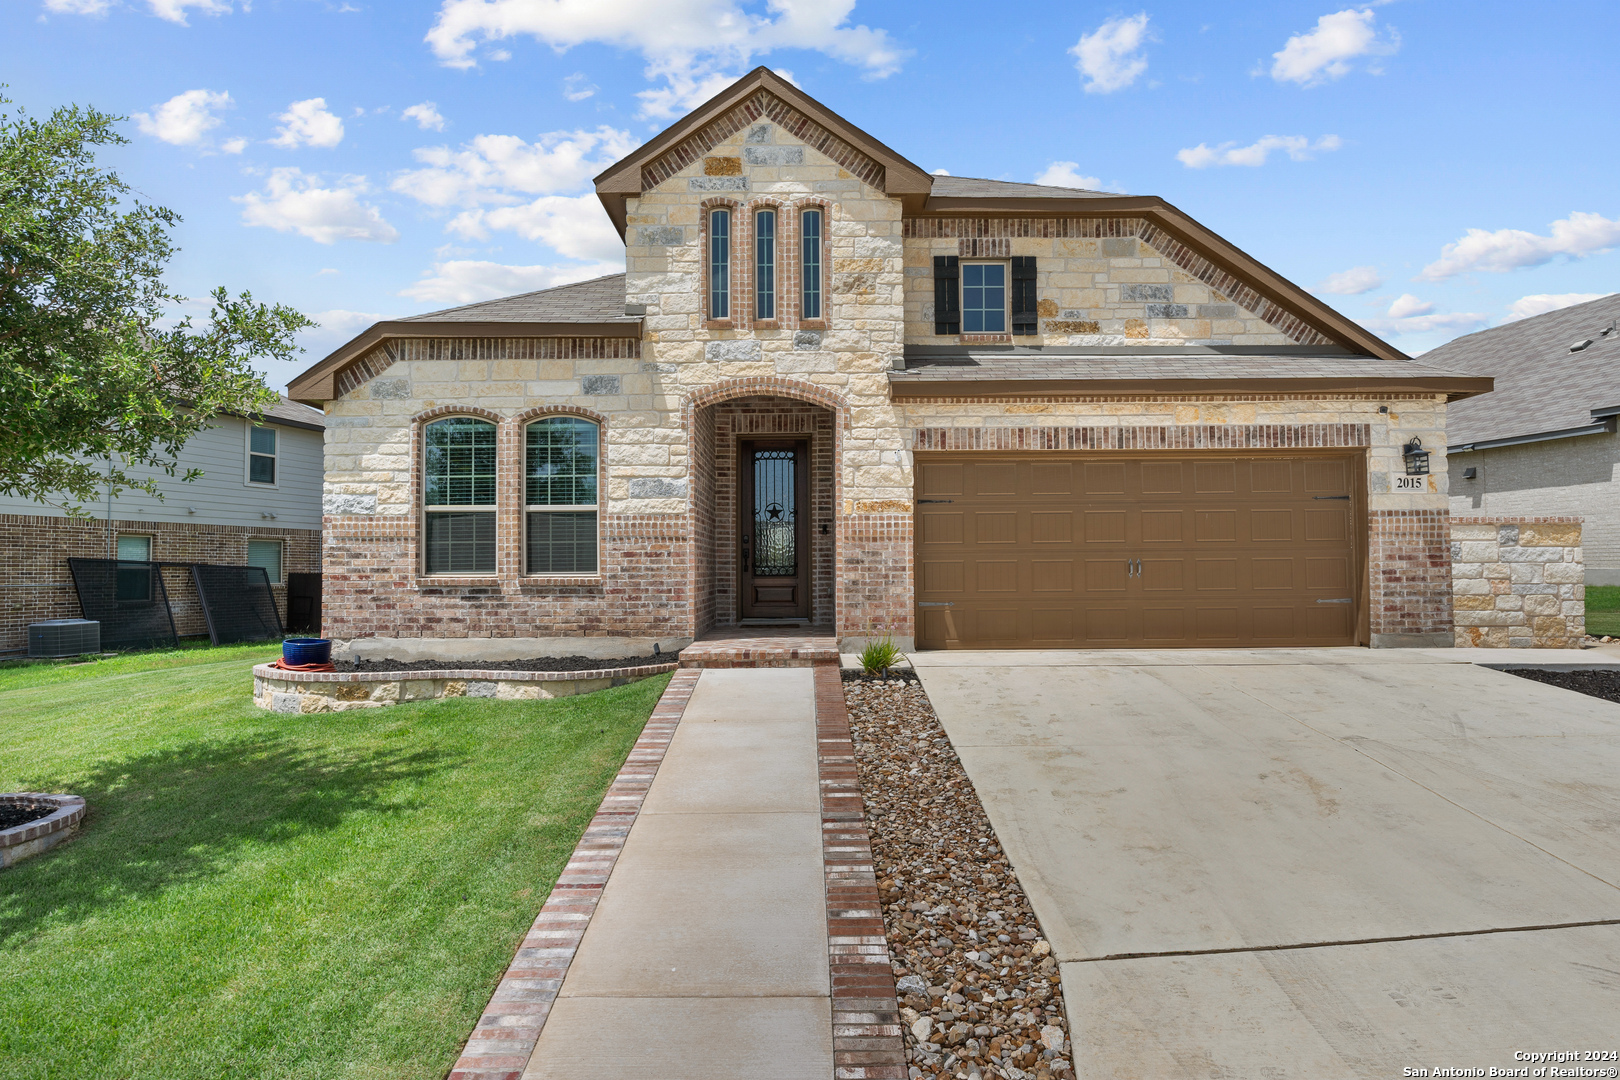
[522, 668, 834, 1080]
[911, 649, 1620, 1079]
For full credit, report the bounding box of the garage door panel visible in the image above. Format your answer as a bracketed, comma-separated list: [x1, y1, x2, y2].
[914, 453, 1361, 649]
[920, 512, 963, 545]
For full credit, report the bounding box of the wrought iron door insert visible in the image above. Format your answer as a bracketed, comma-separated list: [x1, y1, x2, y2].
[739, 439, 809, 620]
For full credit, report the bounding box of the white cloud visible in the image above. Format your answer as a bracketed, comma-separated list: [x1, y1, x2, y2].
[1387, 293, 1433, 319]
[1502, 293, 1611, 323]
[1070, 13, 1152, 94]
[133, 89, 232, 147]
[1177, 134, 1342, 168]
[235, 168, 400, 244]
[1033, 161, 1102, 190]
[400, 259, 621, 305]
[634, 65, 746, 121]
[931, 168, 950, 176]
[221, 136, 248, 154]
[563, 73, 597, 101]
[448, 193, 624, 262]
[423, 0, 908, 119]
[46, 0, 231, 20]
[402, 102, 447, 131]
[1270, 8, 1398, 86]
[271, 98, 345, 150]
[1315, 266, 1383, 295]
[391, 127, 638, 209]
[1420, 212, 1620, 280]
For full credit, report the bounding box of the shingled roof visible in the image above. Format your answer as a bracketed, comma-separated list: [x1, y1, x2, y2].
[928, 175, 1121, 200]
[400, 273, 635, 324]
[1426, 293, 1620, 447]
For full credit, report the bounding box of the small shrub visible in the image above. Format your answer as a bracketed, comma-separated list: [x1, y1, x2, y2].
[860, 636, 903, 677]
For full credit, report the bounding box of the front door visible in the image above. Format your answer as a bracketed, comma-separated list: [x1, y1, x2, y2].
[740, 439, 810, 620]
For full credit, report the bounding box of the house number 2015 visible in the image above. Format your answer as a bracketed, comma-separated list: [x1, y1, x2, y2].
[1394, 476, 1426, 491]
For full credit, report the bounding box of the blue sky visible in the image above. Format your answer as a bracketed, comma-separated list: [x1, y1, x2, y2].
[6, 0, 1619, 392]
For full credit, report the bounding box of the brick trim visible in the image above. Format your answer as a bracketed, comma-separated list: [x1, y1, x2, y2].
[902, 216, 1337, 347]
[1452, 515, 1583, 524]
[335, 338, 641, 400]
[447, 669, 699, 1080]
[699, 197, 743, 328]
[686, 377, 851, 430]
[897, 393, 1439, 404]
[958, 237, 1010, 258]
[814, 666, 907, 1079]
[912, 423, 1373, 451]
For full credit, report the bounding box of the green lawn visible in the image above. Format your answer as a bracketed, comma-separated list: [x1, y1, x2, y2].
[1588, 585, 1620, 637]
[0, 644, 668, 1080]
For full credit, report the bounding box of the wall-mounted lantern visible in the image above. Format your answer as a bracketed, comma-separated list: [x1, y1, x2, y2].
[1402, 438, 1431, 476]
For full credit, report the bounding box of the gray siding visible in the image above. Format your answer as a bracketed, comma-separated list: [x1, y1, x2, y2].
[0, 416, 323, 531]
[1449, 431, 1620, 580]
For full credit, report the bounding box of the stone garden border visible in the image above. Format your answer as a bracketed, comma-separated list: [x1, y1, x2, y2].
[252, 661, 680, 713]
[0, 793, 85, 869]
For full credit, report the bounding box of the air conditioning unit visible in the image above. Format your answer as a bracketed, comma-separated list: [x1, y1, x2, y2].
[29, 619, 101, 658]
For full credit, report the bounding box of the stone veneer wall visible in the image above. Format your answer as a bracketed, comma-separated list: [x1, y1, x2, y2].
[0, 513, 319, 651]
[902, 221, 1322, 348]
[1451, 517, 1584, 648]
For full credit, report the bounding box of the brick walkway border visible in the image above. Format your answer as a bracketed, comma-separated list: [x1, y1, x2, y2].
[447, 669, 701, 1080]
[815, 665, 908, 1079]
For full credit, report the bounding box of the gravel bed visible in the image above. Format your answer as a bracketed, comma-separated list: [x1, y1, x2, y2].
[0, 803, 56, 831]
[334, 655, 664, 674]
[1505, 666, 1620, 704]
[843, 670, 1072, 1080]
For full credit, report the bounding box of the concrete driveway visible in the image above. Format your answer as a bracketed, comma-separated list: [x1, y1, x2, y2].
[910, 649, 1620, 1079]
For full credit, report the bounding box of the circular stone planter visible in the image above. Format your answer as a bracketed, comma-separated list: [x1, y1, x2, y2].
[252, 661, 680, 713]
[0, 793, 86, 869]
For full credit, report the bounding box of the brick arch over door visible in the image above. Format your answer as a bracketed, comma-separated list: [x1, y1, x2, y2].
[688, 380, 846, 632]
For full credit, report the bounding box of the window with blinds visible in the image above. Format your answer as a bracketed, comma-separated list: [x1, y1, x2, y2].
[423, 416, 497, 574]
[526, 416, 599, 574]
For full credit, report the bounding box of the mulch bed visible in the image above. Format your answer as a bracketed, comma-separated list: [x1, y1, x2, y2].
[1504, 666, 1620, 704]
[843, 669, 1072, 1080]
[0, 804, 56, 831]
[334, 655, 664, 674]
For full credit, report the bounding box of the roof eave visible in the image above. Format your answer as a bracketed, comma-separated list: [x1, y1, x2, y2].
[286, 319, 642, 406]
[890, 375, 1494, 400]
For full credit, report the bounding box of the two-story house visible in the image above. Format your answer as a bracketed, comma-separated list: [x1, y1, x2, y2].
[0, 397, 324, 652]
[288, 69, 1486, 658]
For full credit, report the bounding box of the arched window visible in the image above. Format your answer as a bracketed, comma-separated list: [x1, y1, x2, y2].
[526, 416, 600, 574]
[755, 207, 776, 320]
[423, 416, 497, 574]
[800, 207, 822, 320]
[709, 208, 730, 320]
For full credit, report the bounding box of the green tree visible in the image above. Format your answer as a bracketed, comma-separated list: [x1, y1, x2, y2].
[0, 95, 313, 513]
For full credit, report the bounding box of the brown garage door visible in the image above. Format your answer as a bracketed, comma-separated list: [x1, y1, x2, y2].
[914, 453, 1364, 649]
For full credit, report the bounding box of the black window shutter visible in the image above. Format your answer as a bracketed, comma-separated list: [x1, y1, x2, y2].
[933, 255, 960, 335]
[1011, 256, 1038, 336]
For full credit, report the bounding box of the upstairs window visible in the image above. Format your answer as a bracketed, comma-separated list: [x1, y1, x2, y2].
[248, 425, 277, 484]
[962, 263, 1007, 334]
[709, 208, 730, 320]
[526, 417, 599, 575]
[801, 208, 822, 320]
[755, 208, 776, 320]
[423, 417, 496, 574]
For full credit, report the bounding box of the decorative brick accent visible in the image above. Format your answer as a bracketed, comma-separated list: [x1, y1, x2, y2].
[677, 627, 839, 668]
[840, 514, 914, 642]
[1369, 509, 1453, 643]
[958, 237, 1010, 258]
[814, 665, 907, 1079]
[912, 424, 1372, 451]
[447, 669, 699, 1080]
[0, 512, 319, 651]
[335, 337, 640, 399]
[902, 216, 1337, 348]
[1451, 516, 1584, 648]
[642, 90, 886, 192]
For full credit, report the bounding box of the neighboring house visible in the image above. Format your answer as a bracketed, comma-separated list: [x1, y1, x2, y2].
[288, 68, 1486, 655]
[0, 398, 324, 652]
[1437, 293, 1620, 583]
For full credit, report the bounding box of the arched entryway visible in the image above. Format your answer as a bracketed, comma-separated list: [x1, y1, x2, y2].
[691, 392, 839, 634]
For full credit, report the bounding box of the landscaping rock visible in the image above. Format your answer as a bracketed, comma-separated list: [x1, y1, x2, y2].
[842, 671, 1073, 1080]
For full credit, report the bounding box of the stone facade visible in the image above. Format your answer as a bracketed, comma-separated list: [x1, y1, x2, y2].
[305, 78, 1467, 655]
[0, 512, 319, 652]
[1451, 517, 1584, 648]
